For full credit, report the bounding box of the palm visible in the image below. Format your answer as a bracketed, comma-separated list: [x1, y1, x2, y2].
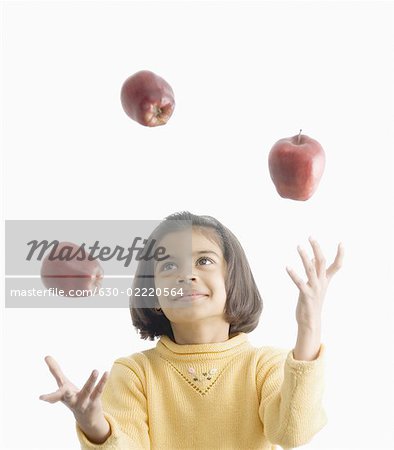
[289, 238, 342, 327]
[39, 355, 108, 424]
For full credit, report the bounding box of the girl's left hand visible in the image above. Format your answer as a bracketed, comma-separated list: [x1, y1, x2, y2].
[286, 237, 344, 329]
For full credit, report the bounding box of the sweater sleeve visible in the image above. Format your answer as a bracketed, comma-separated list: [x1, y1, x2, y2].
[257, 343, 328, 449]
[75, 358, 150, 450]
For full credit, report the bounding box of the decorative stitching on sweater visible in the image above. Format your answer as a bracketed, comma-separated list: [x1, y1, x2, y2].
[160, 357, 223, 396]
[187, 366, 218, 382]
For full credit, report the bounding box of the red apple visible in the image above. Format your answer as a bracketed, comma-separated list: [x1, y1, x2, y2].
[40, 242, 103, 297]
[120, 70, 175, 127]
[268, 130, 325, 201]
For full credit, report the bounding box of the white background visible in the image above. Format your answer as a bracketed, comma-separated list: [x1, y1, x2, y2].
[1, 1, 394, 449]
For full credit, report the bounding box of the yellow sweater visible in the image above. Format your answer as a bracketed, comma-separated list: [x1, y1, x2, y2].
[76, 332, 327, 449]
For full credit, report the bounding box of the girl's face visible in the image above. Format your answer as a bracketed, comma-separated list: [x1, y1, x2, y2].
[153, 227, 228, 326]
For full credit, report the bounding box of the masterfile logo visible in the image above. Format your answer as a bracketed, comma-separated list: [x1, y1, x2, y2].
[5, 219, 192, 308]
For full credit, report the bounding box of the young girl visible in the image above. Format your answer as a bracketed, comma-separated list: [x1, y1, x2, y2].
[39, 211, 344, 450]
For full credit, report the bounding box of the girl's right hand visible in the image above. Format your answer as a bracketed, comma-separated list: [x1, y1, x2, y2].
[39, 355, 109, 430]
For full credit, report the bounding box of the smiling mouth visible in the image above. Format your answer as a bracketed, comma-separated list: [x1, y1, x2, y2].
[176, 294, 208, 302]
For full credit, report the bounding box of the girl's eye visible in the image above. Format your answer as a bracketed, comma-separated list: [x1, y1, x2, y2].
[160, 257, 213, 272]
[162, 262, 177, 271]
[197, 257, 213, 266]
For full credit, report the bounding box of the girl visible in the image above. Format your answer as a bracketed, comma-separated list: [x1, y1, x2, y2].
[39, 211, 344, 450]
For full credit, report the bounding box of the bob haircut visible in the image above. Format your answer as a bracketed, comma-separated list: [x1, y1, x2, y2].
[130, 211, 263, 341]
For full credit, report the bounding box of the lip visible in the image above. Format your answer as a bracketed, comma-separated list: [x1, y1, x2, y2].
[178, 294, 208, 303]
[175, 291, 209, 301]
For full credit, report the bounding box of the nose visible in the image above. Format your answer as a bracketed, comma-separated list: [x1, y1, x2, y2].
[176, 274, 197, 284]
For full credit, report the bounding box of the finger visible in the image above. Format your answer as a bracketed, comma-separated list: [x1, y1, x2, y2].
[44, 356, 68, 387]
[297, 245, 319, 288]
[308, 237, 327, 279]
[39, 389, 64, 404]
[286, 266, 309, 293]
[77, 370, 99, 405]
[89, 371, 109, 403]
[327, 242, 345, 281]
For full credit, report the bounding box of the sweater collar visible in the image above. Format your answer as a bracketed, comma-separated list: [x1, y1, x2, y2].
[157, 332, 249, 355]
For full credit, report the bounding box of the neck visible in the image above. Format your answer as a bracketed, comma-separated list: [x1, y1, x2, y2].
[170, 321, 231, 344]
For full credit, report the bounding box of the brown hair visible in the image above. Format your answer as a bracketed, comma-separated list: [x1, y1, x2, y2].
[130, 211, 263, 341]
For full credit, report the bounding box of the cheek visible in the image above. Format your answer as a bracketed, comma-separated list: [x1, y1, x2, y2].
[212, 273, 225, 287]
[154, 274, 168, 287]
[210, 274, 227, 297]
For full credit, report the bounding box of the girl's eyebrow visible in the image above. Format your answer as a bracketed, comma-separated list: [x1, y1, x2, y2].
[193, 250, 220, 258]
[163, 251, 220, 258]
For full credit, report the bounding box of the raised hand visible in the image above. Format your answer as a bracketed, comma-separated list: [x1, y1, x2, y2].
[286, 236, 344, 329]
[39, 355, 110, 439]
[285, 237, 344, 361]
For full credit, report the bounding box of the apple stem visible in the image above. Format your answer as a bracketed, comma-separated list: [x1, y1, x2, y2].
[297, 129, 302, 145]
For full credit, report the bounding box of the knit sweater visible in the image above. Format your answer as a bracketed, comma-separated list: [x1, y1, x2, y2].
[75, 332, 327, 450]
